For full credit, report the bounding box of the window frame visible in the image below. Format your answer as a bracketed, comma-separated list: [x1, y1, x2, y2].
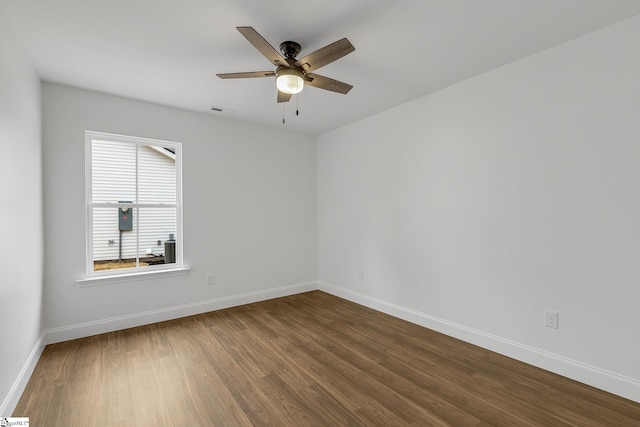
[82, 130, 185, 282]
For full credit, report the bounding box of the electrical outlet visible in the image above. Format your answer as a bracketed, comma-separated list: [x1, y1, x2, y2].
[359, 270, 365, 280]
[207, 274, 215, 286]
[544, 310, 559, 329]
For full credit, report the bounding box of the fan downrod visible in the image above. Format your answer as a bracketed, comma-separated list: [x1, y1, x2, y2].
[279, 41, 301, 59]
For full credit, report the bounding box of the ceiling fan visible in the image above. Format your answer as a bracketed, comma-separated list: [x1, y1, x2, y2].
[217, 27, 355, 103]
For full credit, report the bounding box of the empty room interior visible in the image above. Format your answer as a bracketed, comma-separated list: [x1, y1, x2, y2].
[2, 0, 640, 425]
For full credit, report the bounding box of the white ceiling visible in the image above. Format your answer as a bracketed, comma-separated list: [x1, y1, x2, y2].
[3, 0, 640, 135]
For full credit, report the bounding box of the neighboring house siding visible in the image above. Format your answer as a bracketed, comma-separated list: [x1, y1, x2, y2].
[92, 141, 176, 261]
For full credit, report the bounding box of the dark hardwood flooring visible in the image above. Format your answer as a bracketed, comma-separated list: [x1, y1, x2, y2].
[14, 291, 640, 426]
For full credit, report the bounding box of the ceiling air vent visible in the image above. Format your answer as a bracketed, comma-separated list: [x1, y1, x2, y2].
[210, 106, 237, 114]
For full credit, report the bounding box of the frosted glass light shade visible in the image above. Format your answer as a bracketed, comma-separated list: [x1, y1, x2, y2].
[276, 68, 304, 94]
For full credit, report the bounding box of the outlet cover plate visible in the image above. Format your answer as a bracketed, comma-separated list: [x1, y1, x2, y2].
[544, 310, 559, 329]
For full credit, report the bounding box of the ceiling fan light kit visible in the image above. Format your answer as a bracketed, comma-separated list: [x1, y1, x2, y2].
[217, 26, 354, 104]
[276, 66, 304, 94]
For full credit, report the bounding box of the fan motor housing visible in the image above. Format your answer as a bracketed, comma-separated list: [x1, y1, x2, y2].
[279, 41, 301, 59]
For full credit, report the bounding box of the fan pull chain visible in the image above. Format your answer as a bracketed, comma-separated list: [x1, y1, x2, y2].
[282, 103, 285, 124]
[296, 94, 299, 116]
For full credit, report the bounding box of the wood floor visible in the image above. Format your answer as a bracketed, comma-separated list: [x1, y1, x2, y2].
[14, 291, 640, 426]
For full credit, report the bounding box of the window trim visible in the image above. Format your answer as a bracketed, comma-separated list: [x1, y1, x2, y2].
[83, 130, 185, 280]
[77, 266, 190, 287]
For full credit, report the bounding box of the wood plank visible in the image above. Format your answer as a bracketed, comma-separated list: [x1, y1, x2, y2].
[13, 291, 640, 426]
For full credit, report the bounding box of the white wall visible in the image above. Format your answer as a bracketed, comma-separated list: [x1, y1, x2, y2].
[318, 15, 640, 401]
[0, 5, 43, 415]
[42, 83, 317, 337]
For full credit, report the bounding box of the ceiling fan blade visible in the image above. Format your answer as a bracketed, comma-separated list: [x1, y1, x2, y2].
[237, 26, 288, 67]
[217, 71, 275, 79]
[295, 38, 355, 73]
[305, 73, 353, 94]
[277, 91, 292, 103]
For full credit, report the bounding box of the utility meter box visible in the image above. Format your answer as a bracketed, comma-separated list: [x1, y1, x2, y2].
[118, 201, 133, 231]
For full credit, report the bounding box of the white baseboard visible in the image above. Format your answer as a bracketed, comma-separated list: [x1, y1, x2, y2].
[2, 281, 317, 415]
[7, 280, 638, 415]
[318, 281, 640, 403]
[0, 333, 45, 416]
[44, 281, 318, 345]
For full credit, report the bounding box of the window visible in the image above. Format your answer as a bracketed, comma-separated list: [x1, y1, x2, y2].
[84, 131, 183, 279]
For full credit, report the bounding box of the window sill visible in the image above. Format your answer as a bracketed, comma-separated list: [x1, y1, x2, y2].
[77, 266, 191, 287]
